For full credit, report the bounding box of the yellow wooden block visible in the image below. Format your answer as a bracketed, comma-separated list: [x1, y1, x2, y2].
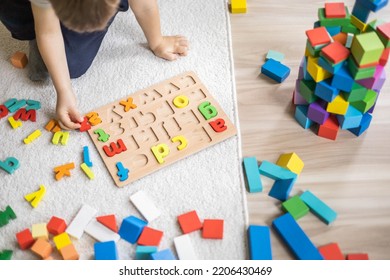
[307, 56, 332, 82]
[171, 135, 188, 151]
[53, 232, 72, 250]
[276, 152, 304, 175]
[151, 144, 170, 164]
[231, 0, 247, 14]
[173, 95, 189, 108]
[25, 185, 46, 208]
[327, 95, 349, 115]
[24, 129, 42, 144]
[32, 223, 49, 240]
[80, 163, 95, 180]
[8, 116, 22, 129]
[52, 131, 70, 145]
[351, 15, 367, 32]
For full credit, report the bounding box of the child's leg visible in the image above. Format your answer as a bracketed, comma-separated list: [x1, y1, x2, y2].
[62, 0, 129, 79]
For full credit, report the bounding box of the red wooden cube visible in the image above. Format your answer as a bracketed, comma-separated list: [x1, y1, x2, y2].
[321, 41, 350, 64]
[202, 219, 224, 239]
[318, 243, 344, 260]
[47, 216, 67, 235]
[325, 3, 346, 18]
[137, 227, 163, 246]
[317, 115, 339, 140]
[346, 253, 369, 260]
[16, 228, 35, 250]
[306, 27, 332, 47]
[177, 210, 202, 234]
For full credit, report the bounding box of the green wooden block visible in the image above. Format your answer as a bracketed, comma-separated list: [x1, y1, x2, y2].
[306, 41, 322, 57]
[350, 90, 378, 113]
[0, 250, 13, 260]
[299, 79, 318, 103]
[342, 24, 361, 35]
[348, 57, 376, 80]
[366, 19, 386, 33]
[351, 32, 385, 65]
[318, 7, 351, 27]
[377, 31, 390, 48]
[342, 83, 368, 102]
[282, 196, 309, 220]
[0, 206, 16, 227]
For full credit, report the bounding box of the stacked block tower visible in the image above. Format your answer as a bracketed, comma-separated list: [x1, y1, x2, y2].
[293, 0, 389, 140]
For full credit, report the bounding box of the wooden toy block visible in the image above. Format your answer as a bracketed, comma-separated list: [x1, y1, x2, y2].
[87, 72, 237, 187]
[268, 177, 297, 201]
[135, 245, 158, 260]
[32, 223, 49, 240]
[351, 32, 385, 66]
[352, 1, 371, 22]
[379, 48, 389, 66]
[266, 50, 285, 62]
[351, 15, 367, 32]
[332, 32, 348, 46]
[346, 253, 369, 260]
[177, 210, 202, 234]
[130, 190, 161, 222]
[0, 157, 20, 174]
[230, 0, 247, 14]
[202, 219, 224, 239]
[243, 157, 262, 193]
[8, 99, 26, 113]
[53, 232, 72, 250]
[59, 243, 79, 260]
[174, 234, 198, 260]
[325, 2, 346, 18]
[318, 56, 344, 75]
[336, 106, 363, 130]
[0, 250, 13, 260]
[52, 131, 70, 145]
[116, 162, 129, 181]
[4, 98, 17, 108]
[314, 79, 339, 102]
[16, 229, 34, 250]
[348, 57, 376, 80]
[317, 115, 339, 140]
[318, 7, 351, 27]
[247, 225, 272, 260]
[276, 153, 304, 175]
[10, 51, 28, 69]
[8, 116, 22, 129]
[94, 241, 118, 260]
[150, 249, 177, 260]
[93, 128, 110, 142]
[377, 22, 390, 47]
[356, 0, 388, 12]
[66, 204, 97, 239]
[85, 112, 102, 126]
[357, 65, 386, 90]
[318, 243, 344, 260]
[80, 163, 95, 180]
[295, 105, 313, 129]
[13, 108, 36, 122]
[343, 83, 368, 102]
[85, 219, 120, 242]
[308, 101, 330, 124]
[119, 97, 137, 112]
[31, 238, 52, 259]
[305, 27, 332, 47]
[25, 99, 41, 111]
[307, 56, 332, 83]
[327, 95, 349, 115]
[103, 139, 127, 157]
[272, 213, 323, 260]
[321, 41, 350, 64]
[54, 162, 75, 181]
[348, 112, 372, 136]
[24, 185, 46, 208]
[261, 58, 291, 83]
[173, 95, 190, 108]
[281, 196, 309, 220]
[45, 119, 61, 133]
[24, 129, 42, 144]
[171, 135, 188, 150]
[97, 214, 118, 232]
[331, 65, 355, 92]
[0, 104, 9, 119]
[83, 146, 93, 167]
[79, 116, 91, 132]
[293, 89, 309, 106]
[258, 160, 297, 180]
[300, 190, 337, 224]
[346, 32, 355, 48]
[351, 89, 377, 113]
[47, 216, 67, 235]
[326, 26, 341, 37]
[151, 143, 170, 164]
[118, 215, 147, 244]
[0, 205, 17, 227]
[137, 226, 164, 246]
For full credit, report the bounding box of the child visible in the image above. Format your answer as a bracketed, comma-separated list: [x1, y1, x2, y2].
[0, 0, 189, 130]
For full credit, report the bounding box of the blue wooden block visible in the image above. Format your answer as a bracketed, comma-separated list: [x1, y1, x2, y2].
[295, 105, 313, 129]
[25, 100, 41, 111]
[356, 0, 388, 12]
[135, 246, 158, 260]
[348, 112, 372, 136]
[268, 177, 297, 201]
[8, 99, 26, 113]
[331, 65, 354, 92]
[94, 241, 118, 260]
[302, 57, 314, 81]
[258, 161, 297, 180]
[318, 57, 343, 75]
[326, 26, 341, 37]
[4, 98, 17, 108]
[83, 146, 93, 167]
[261, 59, 291, 83]
[118, 216, 147, 244]
[337, 105, 363, 129]
[314, 78, 339, 102]
[151, 249, 177, 260]
[300, 191, 337, 225]
[0, 157, 20, 174]
[266, 50, 285, 62]
[247, 225, 272, 260]
[243, 157, 262, 193]
[352, 2, 371, 22]
[272, 213, 324, 260]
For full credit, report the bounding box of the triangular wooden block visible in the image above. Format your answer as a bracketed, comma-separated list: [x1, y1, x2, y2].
[96, 215, 117, 232]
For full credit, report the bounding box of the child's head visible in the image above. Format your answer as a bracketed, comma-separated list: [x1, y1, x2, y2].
[49, 0, 120, 33]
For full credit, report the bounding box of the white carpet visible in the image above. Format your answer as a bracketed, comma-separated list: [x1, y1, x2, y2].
[0, 0, 248, 259]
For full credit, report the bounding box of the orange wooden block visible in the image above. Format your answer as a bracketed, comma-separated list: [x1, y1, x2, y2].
[325, 3, 346, 18]
[202, 219, 224, 239]
[11, 51, 28, 69]
[54, 162, 75, 180]
[31, 238, 52, 259]
[45, 119, 61, 133]
[177, 210, 202, 234]
[96, 215, 118, 232]
[306, 27, 332, 47]
[59, 243, 79, 260]
[321, 41, 350, 64]
[137, 226, 163, 246]
[332, 32, 348, 46]
[317, 115, 339, 140]
[318, 243, 344, 260]
[346, 253, 369, 260]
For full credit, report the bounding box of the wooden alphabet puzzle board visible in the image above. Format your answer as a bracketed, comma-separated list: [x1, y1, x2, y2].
[86, 71, 237, 187]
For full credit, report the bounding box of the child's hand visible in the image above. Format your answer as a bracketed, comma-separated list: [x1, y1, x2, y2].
[56, 90, 84, 130]
[151, 35, 189, 61]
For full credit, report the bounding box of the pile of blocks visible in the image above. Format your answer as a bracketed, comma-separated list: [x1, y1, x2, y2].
[293, 1, 389, 140]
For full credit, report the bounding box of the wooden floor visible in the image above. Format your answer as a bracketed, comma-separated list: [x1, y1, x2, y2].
[229, 0, 390, 260]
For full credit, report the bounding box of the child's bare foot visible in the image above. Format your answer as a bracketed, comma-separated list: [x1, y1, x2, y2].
[151, 35, 189, 61]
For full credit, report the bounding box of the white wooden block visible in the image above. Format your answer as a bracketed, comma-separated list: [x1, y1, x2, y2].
[130, 190, 161, 222]
[173, 234, 198, 260]
[85, 219, 120, 242]
[66, 204, 97, 239]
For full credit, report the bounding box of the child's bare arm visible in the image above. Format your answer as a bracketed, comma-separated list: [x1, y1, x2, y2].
[31, 4, 83, 130]
[128, 0, 189, 60]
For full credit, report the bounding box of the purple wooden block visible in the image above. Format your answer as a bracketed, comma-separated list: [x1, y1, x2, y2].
[357, 65, 385, 90]
[373, 67, 386, 91]
[307, 101, 329, 125]
[294, 80, 309, 105]
[298, 58, 305, 80]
